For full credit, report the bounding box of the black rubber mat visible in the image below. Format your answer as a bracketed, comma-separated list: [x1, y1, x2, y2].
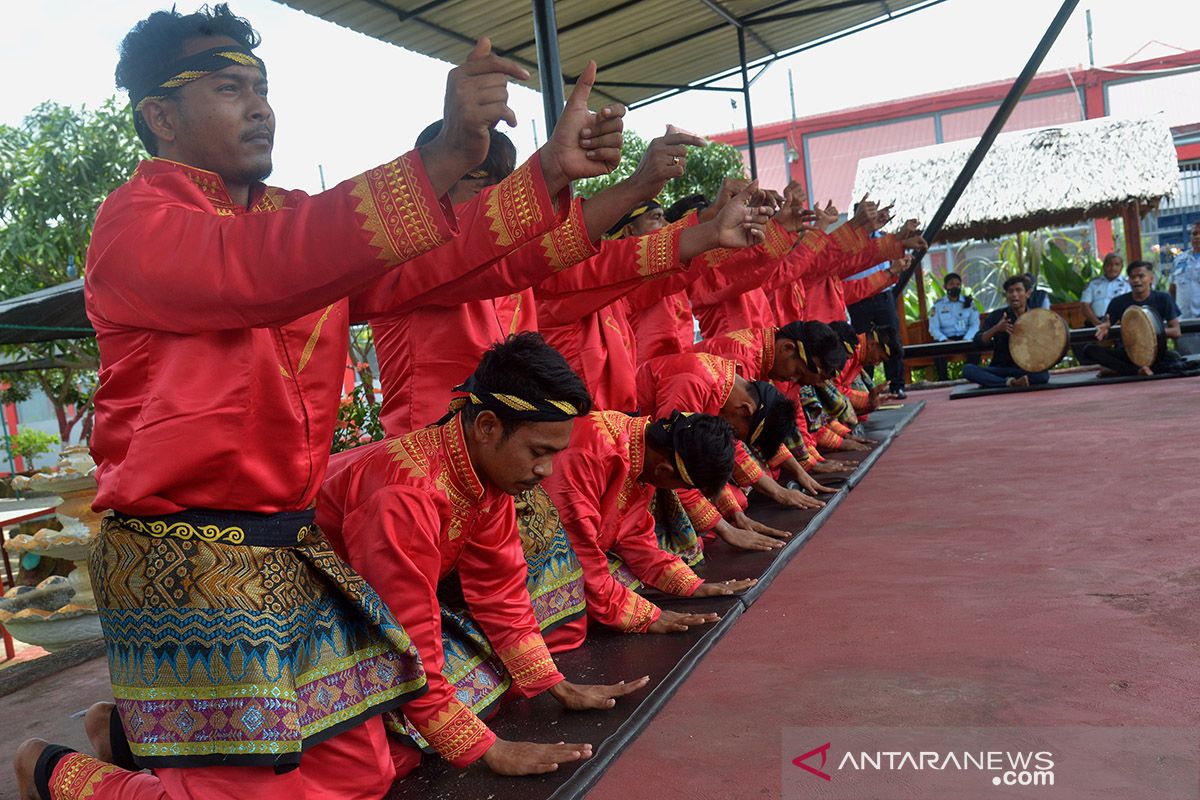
[948, 364, 1200, 399]
[384, 596, 744, 800]
[385, 401, 925, 799]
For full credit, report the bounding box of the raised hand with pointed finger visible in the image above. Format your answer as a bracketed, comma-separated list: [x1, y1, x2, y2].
[422, 37, 530, 197]
[540, 60, 626, 195]
[625, 124, 708, 201]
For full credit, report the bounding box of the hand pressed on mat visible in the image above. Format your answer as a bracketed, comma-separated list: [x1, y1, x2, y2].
[647, 609, 721, 634]
[549, 677, 651, 711]
[482, 738, 592, 776]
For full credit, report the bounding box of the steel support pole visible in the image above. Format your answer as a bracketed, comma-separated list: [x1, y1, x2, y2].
[895, 0, 1080, 296]
[531, 0, 566, 133]
[738, 27, 758, 179]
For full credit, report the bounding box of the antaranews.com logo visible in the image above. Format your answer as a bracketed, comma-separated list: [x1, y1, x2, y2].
[792, 741, 1054, 788]
[781, 727, 1198, 799]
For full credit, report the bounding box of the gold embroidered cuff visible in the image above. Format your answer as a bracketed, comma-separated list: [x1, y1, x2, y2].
[816, 427, 844, 449]
[498, 634, 562, 692]
[763, 220, 797, 260]
[540, 196, 598, 272]
[830, 220, 869, 254]
[732, 453, 765, 485]
[484, 156, 559, 248]
[621, 592, 660, 633]
[415, 698, 495, 766]
[51, 753, 121, 798]
[636, 224, 684, 278]
[659, 559, 703, 597]
[713, 486, 743, 517]
[349, 151, 454, 265]
[769, 443, 793, 469]
[683, 495, 723, 531]
[874, 233, 905, 261]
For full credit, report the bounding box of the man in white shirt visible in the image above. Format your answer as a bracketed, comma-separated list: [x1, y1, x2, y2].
[1171, 222, 1200, 355]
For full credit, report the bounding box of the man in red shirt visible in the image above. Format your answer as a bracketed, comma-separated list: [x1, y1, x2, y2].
[16, 5, 626, 799]
[318, 334, 648, 779]
[542, 411, 757, 652]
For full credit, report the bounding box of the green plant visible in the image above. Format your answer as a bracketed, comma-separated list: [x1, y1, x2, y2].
[331, 376, 384, 454]
[10, 426, 60, 465]
[574, 131, 746, 206]
[0, 98, 142, 443]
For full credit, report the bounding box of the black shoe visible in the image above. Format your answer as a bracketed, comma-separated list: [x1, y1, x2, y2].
[891, 388, 907, 399]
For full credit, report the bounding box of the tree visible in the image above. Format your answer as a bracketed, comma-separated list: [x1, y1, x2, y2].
[574, 131, 747, 208]
[0, 99, 144, 443]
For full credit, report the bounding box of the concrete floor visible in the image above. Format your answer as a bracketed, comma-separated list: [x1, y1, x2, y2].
[589, 378, 1200, 799]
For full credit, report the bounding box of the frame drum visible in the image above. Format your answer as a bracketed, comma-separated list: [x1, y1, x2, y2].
[1120, 305, 1165, 367]
[1010, 308, 1068, 372]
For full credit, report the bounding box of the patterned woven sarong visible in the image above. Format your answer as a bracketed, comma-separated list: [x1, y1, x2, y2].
[651, 488, 704, 567]
[517, 486, 586, 634]
[91, 513, 427, 770]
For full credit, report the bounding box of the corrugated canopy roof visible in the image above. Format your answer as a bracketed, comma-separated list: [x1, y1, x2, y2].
[272, 0, 942, 108]
[852, 116, 1181, 243]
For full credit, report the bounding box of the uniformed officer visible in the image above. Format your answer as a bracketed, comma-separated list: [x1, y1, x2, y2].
[1170, 221, 1200, 355]
[1080, 253, 1130, 327]
[928, 272, 980, 381]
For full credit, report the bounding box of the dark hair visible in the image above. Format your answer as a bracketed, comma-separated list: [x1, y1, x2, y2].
[1002, 275, 1027, 292]
[416, 120, 517, 184]
[660, 414, 736, 496]
[777, 320, 847, 374]
[116, 4, 261, 154]
[664, 193, 710, 223]
[828, 320, 858, 350]
[460, 332, 592, 435]
[1126, 259, 1154, 276]
[944, 272, 962, 286]
[756, 394, 798, 458]
[1022, 273, 1035, 290]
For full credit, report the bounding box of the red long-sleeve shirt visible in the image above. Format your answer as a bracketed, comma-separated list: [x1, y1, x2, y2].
[86, 151, 560, 515]
[317, 416, 563, 767]
[542, 411, 704, 651]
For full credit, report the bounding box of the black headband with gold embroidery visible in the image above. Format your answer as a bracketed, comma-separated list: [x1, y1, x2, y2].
[745, 381, 783, 446]
[606, 200, 661, 239]
[646, 411, 705, 489]
[446, 374, 581, 422]
[131, 46, 266, 112]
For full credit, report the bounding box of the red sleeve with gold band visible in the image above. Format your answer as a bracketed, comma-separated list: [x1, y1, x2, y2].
[827, 224, 907, 280]
[542, 446, 664, 633]
[731, 441, 766, 485]
[828, 419, 851, 437]
[534, 224, 689, 326]
[846, 387, 871, 415]
[712, 484, 747, 517]
[621, 591, 661, 633]
[456, 497, 566, 697]
[655, 559, 704, 597]
[87, 151, 456, 333]
[414, 698, 496, 767]
[677, 489, 723, 532]
[769, 443, 794, 469]
[322, 486, 496, 767]
[816, 425, 845, 450]
[350, 155, 571, 318]
[843, 268, 898, 306]
[496, 634, 563, 696]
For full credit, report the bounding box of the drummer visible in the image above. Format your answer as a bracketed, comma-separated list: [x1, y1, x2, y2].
[962, 275, 1051, 388]
[1083, 260, 1183, 376]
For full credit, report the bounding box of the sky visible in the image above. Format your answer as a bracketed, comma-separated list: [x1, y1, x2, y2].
[3, 0, 1200, 193]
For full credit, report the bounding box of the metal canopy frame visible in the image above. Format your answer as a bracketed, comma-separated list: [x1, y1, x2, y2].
[520, 0, 949, 174]
[313, 0, 948, 174]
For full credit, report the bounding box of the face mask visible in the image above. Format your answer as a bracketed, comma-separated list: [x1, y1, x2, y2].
[947, 287, 961, 299]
